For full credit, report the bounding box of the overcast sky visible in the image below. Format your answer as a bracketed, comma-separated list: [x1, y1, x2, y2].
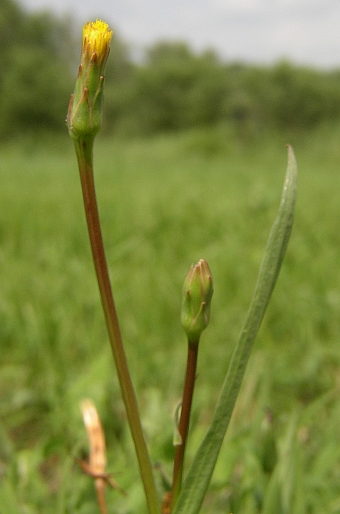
[19, 0, 340, 68]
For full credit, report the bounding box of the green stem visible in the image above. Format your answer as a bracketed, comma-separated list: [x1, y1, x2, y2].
[171, 340, 199, 509]
[74, 140, 159, 514]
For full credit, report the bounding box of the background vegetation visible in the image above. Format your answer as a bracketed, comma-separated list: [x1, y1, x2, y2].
[1, 0, 340, 512]
[2, 0, 340, 140]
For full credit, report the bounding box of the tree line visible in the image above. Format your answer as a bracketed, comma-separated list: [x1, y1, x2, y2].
[2, 0, 340, 140]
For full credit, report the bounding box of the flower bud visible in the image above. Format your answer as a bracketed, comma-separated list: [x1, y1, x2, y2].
[67, 20, 113, 141]
[181, 259, 213, 343]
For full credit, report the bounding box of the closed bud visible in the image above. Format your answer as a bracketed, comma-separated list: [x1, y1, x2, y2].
[67, 20, 113, 141]
[181, 259, 213, 343]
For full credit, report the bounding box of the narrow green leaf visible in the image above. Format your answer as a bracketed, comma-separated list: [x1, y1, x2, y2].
[172, 146, 297, 514]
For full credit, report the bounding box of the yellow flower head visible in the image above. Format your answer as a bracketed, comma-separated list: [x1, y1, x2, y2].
[67, 19, 113, 141]
[82, 19, 113, 66]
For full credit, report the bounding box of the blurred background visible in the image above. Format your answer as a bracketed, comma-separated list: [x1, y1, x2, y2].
[2, 0, 340, 139]
[1, 0, 340, 512]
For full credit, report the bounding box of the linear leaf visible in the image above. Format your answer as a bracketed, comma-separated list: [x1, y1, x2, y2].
[172, 145, 297, 514]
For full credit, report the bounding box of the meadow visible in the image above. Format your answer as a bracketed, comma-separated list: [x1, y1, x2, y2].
[1, 124, 340, 513]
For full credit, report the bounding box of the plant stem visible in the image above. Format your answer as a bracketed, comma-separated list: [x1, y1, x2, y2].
[95, 479, 108, 514]
[74, 140, 160, 514]
[171, 340, 199, 509]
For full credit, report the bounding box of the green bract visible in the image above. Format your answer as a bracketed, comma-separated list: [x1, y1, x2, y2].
[181, 259, 213, 344]
[67, 20, 113, 141]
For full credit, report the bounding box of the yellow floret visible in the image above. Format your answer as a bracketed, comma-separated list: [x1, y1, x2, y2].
[82, 19, 113, 61]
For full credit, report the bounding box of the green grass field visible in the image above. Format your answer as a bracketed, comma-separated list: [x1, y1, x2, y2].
[1, 125, 340, 513]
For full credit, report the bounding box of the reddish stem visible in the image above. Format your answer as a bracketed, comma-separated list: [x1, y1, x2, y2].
[171, 340, 199, 509]
[74, 140, 159, 514]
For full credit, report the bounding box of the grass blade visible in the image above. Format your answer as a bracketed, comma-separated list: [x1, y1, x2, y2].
[172, 145, 297, 514]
